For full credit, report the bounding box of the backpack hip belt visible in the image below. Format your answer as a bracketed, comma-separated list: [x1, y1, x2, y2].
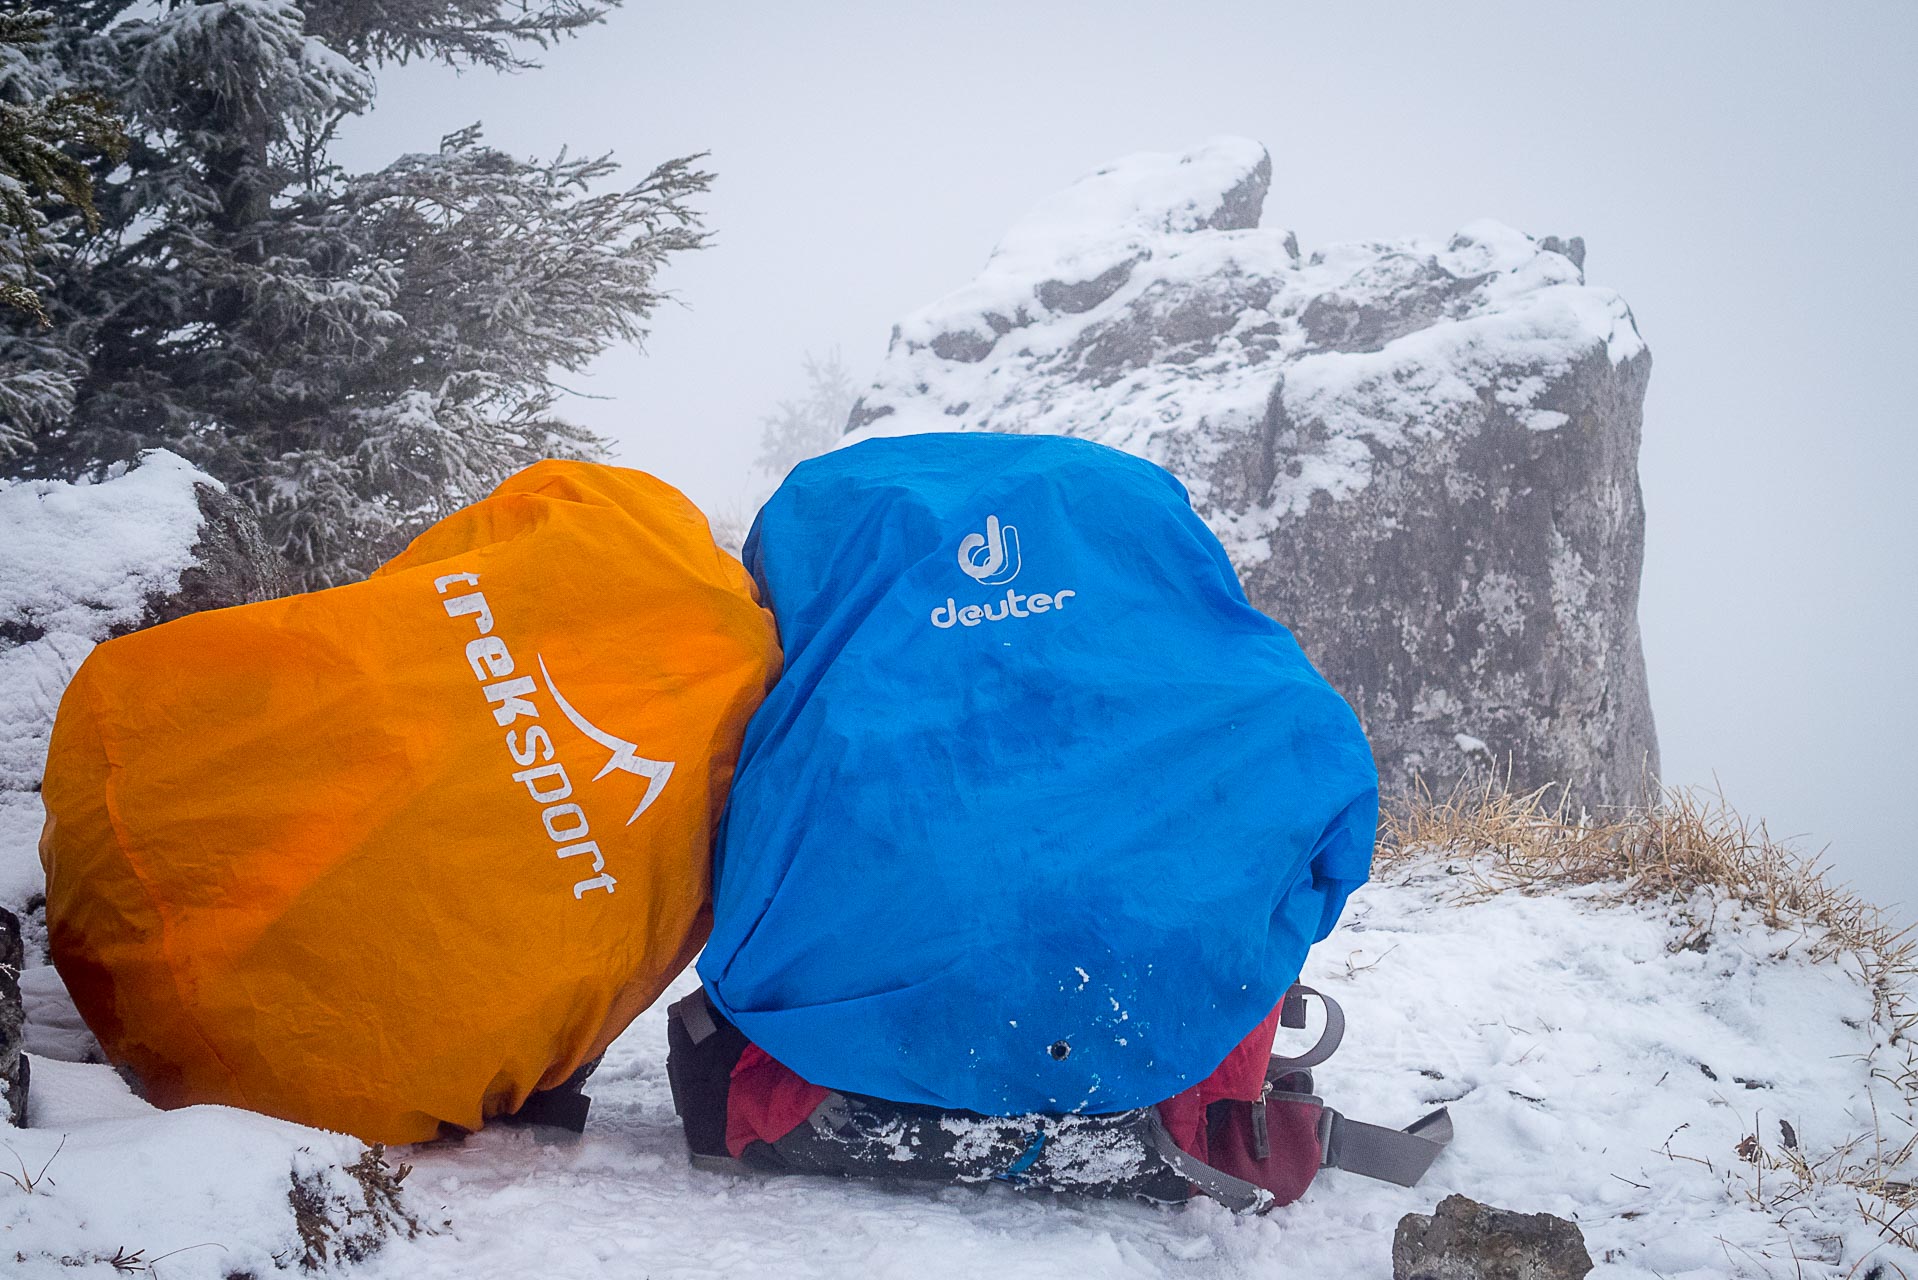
[666, 986, 1453, 1213]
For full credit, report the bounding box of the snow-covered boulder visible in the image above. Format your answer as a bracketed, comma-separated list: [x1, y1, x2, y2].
[849, 138, 1659, 808]
[6, 1056, 422, 1276]
[1, 907, 24, 1126]
[0, 450, 291, 925]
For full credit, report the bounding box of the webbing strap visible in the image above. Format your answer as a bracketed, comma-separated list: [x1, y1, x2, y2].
[512, 1086, 591, 1133]
[806, 1091, 855, 1137]
[669, 988, 718, 1045]
[1268, 984, 1346, 1075]
[1319, 1105, 1453, 1188]
[1142, 1113, 1274, 1214]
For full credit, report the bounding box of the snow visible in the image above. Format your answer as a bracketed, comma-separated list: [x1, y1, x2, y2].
[10, 854, 1909, 1277]
[0, 451, 213, 911]
[920, 136, 1273, 337]
[19, 964, 101, 1065]
[126, 0, 374, 124]
[994, 136, 1270, 265]
[845, 138, 1647, 567]
[5, 973, 409, 1277]
[3, 1060, 379, 1278]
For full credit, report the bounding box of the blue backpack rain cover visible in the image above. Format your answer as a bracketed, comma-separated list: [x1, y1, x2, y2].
[701, 433, 1377, 1116]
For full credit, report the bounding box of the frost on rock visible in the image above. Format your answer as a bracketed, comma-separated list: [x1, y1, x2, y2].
[1, 907, 25, 1126]
[850, 137, 1658, 807]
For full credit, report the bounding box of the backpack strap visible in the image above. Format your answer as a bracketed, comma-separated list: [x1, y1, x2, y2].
[1141, 1110, 1275, 1214]
[502, 1054, 600, 1134]
[669, 987, 720, 1045]
[1267, 984, 1346, 1074]
[1318, 1104, 1454, 1187]
[665, 986, 752, 1159]
[1266, 985, 1454, 1188]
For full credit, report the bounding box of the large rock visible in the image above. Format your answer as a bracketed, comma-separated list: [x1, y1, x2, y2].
[135, 477, 294, 631]
[0, 906, 25, 1124]
[848, 137, 1659, 809]
[0, 450, 291, 918]
[1394, 1195, 1595, 1280]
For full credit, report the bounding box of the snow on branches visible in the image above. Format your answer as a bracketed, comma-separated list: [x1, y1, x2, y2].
[0, 0, 709, 586]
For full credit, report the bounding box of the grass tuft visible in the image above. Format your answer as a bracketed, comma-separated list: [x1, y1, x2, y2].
[1384, 777, 1917, 1259]
[288, 1143, 425, 1271]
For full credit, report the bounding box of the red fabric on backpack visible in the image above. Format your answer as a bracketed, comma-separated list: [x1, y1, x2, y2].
[1157, 1002, 1285, 1143]
[1157, 1001, 1324, 1206]
[726, 1044, 830, 1158]
[721, 998, 1324, 1205]
[1200, 1092, 1323, 1207]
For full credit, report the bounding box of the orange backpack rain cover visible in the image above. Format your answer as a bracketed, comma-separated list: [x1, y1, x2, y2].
[39, 461, 780, 1143]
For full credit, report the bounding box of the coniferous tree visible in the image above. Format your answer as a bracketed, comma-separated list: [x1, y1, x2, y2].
[0, 6, 123, 452]
[4, 0, 709, 585]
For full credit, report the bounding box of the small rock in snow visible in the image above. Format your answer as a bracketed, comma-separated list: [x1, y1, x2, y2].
[1393, 1194, 1594, 1280]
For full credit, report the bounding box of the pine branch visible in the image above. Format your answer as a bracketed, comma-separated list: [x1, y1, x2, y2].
[302, 0, 612, 71]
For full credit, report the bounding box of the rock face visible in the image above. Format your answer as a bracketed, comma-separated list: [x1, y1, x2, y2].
[136, 481, 295, 631]
[0, 450, 291, 917]
[1394, 1195, 1595, 1280]
[0, 906, 25, 1124]
[849, 137, 1659, 809]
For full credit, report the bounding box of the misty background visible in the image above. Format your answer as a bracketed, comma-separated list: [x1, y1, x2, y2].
[334, 1, 1916, 917]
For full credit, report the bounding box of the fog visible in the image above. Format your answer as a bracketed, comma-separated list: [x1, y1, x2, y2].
[335, 1, 1917, 918]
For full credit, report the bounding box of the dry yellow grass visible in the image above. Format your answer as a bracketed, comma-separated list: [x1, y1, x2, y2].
[1384, 778, 1916, 1264]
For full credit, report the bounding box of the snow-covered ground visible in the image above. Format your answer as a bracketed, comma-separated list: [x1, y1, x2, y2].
[8, 854, 1912, 1279]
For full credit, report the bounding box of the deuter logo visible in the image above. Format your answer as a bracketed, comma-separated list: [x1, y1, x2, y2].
[931, 515, 1077, 630]
[958, 515, 1021, 585]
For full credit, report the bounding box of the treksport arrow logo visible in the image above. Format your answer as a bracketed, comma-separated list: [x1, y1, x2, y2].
[538, 655, 676, 825]
[957, 514, 1021, 585]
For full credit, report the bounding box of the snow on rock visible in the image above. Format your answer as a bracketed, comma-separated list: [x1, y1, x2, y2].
[848, 138, 1659, 810]
[1, 909, 23, 1126]
[0, 453, 207, 918]
[0, 450, 289, 925]
[2, 1057, 418, 1278]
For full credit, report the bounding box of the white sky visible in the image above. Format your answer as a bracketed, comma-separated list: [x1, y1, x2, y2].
[335, 1, 1917, 919]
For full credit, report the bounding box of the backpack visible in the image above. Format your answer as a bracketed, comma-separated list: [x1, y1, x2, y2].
[40, 461, 779, 1143]
[673, 433, 1448, 1207]
[664, 984, 1451, 1211]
